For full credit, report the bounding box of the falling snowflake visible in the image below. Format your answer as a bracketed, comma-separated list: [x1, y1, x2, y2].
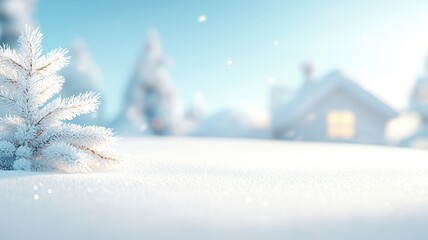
[198, 15, 207, 23]
[34, 194, 39, 200]
[227, 60, 233, 66]
[273, 40, 279, 46]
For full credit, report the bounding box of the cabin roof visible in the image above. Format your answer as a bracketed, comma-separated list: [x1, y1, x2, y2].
[273, 70, 398, 130]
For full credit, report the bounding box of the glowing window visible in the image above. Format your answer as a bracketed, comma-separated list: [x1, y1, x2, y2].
[326, 110, 355, 139]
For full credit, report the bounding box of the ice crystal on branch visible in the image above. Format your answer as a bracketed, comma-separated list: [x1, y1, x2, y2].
[0, 28, 117, 172]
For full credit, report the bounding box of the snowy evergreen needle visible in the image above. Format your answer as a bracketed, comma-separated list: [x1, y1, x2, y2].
[0, 28, 117, 172]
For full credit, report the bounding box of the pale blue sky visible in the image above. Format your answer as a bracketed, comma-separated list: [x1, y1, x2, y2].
[36, 0, 428, 119]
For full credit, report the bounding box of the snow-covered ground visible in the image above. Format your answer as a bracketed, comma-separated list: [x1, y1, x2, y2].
[2, 138, 428, 239]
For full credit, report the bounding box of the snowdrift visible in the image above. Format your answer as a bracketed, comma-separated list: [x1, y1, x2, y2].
[192, 106, 269, 138]
[1, 138, 428, 239]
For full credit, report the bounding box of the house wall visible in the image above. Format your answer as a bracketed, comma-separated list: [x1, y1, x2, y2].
[281, 88, 388, 144]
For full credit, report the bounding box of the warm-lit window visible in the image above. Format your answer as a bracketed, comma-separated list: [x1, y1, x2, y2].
[326, 110, 355, 139]
[418, 87, 428, 104]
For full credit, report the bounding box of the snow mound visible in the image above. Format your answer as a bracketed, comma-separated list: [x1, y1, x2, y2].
[1, 138, 428, 239]
[192, 106, 269, 138]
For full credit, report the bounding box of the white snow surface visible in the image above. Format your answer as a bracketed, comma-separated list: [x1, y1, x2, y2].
[1, 138, 428, 239]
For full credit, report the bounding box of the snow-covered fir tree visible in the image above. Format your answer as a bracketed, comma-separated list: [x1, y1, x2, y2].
[0, 28, 116, 172]
[61, 40, 105, 125]
[114, 30, 178, 135]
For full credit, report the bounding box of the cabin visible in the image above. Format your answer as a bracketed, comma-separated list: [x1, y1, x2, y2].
[271, 66, 398, 145]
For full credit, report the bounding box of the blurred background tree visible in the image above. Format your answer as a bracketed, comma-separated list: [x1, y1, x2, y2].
[113, 30, 179, 136]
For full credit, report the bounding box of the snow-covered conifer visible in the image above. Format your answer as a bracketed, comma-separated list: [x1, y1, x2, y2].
[115, 30, 178, 135]
[0, 28, 117, 172]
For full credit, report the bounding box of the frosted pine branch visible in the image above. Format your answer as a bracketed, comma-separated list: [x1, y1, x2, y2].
[0, 140, 15, 157]
[55, 123, 116, 147]
[0, 92, 15, 107]
[18, 27, 43, 72]
[0, 45, 25, 73]
[42, 141, 78, 163]
[33, 74, 65, 106]
[36, 92, 99, 126]
[0, 28, 118, 172]
[0, 140, 15, 170]
[0, 115, 24, 141]
[0, 69, 19, 86]
[35, 48, 69, 76]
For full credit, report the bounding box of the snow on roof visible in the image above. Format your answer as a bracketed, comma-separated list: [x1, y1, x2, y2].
[273, 70, 398, 130]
